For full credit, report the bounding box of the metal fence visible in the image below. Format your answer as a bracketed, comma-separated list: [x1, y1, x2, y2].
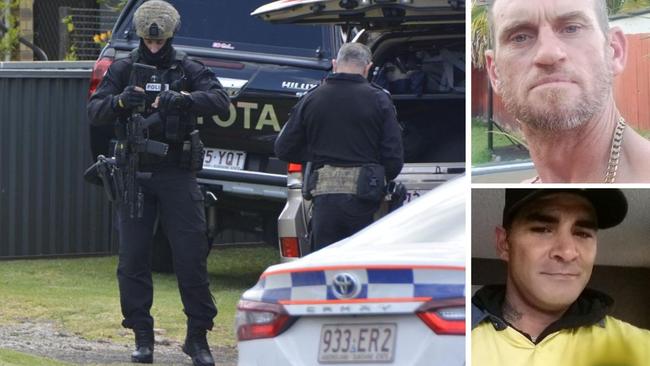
[0, 62, 265, 259]
[33, 0, 102, 61]
[0, 61, 114, 258]
[59, 7, 119, 60]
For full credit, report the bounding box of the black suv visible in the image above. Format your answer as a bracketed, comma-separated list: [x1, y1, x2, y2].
[252, 0, 466, 260]
[89, 0, 341, 268]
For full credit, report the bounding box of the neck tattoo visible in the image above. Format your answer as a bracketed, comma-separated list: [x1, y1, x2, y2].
[502, 300, 523, 324]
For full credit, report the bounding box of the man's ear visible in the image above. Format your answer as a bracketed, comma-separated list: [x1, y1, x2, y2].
[495, 226, 510, 262]
[332, 59, 338, 73]
[485, 50, 501, 94]
[364, 62, 373, 78]
[607, 27, 627, 76]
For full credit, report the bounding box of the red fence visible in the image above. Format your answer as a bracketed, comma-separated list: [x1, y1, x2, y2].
[472, 34, 650, 131]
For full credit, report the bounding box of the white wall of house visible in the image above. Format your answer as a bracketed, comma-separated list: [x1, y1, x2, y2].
[610, 12, 650, 34]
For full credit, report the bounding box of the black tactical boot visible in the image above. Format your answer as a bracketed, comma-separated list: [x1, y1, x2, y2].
[131, 326, 154, 364]
[182, 328, 215, 366]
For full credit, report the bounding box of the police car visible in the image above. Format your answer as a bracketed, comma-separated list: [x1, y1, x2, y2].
[235, 176, 466, 366]
[250, 0, 467, 260]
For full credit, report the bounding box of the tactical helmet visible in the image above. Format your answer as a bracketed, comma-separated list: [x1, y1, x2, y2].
[133, 0, 180, 40]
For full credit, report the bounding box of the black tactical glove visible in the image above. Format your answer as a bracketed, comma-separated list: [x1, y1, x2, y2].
[113, 85, 145, 111]
[387, 181, 407, 213]
[158, 90, 193, 113]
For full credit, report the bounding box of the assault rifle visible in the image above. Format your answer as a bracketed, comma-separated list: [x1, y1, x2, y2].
[115, 63, 169, 218]
[84, 63, 169, 218]
[115, 113, 168, 218]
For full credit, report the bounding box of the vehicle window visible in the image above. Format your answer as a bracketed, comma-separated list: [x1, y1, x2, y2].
[116, 0, 330, 58]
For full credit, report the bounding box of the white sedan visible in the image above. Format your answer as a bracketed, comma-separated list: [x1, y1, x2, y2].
[235, 176, 466, 366]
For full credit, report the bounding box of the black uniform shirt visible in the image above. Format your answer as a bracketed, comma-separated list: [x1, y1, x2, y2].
[275, 72, 404, 180]
[88, 49, 230, 124]
[87, 49, 230, 155]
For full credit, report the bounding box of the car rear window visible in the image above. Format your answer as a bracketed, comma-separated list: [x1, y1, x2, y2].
[115, 0, 330, 58]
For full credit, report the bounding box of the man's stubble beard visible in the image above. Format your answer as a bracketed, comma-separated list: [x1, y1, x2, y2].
[498, 53, 614, 133]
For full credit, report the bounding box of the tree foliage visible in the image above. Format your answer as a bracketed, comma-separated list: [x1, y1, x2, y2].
[96, 0, 127, 12]
[610, 0, 650, 13]
[471, 2, 489, 69]
[0, 0, 20, 60]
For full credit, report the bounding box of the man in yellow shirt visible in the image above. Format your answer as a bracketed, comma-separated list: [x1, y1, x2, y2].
[472, 189, 650, 366]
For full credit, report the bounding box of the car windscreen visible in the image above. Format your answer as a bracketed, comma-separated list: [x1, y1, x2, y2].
[116, 0, 330, 58]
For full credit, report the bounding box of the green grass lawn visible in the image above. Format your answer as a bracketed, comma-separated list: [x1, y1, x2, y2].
[0, 349, 72, 366]
[0, 246, 279, 348]
[639, 129, 650, 140]
[472, 118, 650, 165]
[471, 117, 521, 165]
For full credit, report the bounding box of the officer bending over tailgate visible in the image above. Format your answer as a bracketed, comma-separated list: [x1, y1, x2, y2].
[87, 1, 229, 365]
[275, 42, 404, 251]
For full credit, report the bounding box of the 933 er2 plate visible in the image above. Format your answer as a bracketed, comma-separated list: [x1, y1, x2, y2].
[318, 323, 397, 364]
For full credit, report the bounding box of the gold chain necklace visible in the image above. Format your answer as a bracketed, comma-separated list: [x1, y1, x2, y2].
[604, 117, 626, 183]
[530, 117, 626, 184]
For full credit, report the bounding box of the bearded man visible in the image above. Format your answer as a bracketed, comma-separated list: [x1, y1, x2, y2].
[485, 0, 650, 183]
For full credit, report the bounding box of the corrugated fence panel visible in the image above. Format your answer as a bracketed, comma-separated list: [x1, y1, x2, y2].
[615, 34, 650, 131]
[470, 67, 517, 130]
[471, 68, 487, 118]
[0, 62, 114, 258]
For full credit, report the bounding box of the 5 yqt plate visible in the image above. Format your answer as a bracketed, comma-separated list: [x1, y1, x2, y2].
[203, 147, 246, 170]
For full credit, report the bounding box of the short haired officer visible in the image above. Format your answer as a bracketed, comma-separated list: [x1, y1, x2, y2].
[472, 189, 650, 366]
[274, 43, 404, 250]
[87, 1, 230, 365]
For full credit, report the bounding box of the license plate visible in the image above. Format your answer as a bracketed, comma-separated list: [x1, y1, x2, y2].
[405, 190, 425, 203]
[318, 323, 396, 364]
[202, 148, 246, 170]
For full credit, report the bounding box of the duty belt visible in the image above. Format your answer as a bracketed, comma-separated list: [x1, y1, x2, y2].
[312, 165, 361, 196]
[140, 142, 184, 167]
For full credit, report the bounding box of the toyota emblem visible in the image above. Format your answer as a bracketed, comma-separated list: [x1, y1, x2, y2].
[332, 273, 361, 299]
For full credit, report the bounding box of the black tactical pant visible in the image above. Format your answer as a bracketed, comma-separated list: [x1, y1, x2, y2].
[311, 194, 380, 251]
[116, 166, 217, 331]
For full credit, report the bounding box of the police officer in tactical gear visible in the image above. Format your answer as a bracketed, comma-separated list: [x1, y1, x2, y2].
[275, 43, 404, 250]
[87, 1, 229, 365]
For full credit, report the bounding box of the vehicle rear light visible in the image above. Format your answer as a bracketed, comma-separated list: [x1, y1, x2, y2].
[235, 300, 295, 341]
[88, 57, 114, 98]
[279, 237, 300, 257]
[416, 299, 465, 335]
[287, 163, 302, 174]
